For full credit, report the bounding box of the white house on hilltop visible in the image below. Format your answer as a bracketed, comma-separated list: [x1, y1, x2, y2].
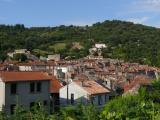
[95, 44, 106, 49]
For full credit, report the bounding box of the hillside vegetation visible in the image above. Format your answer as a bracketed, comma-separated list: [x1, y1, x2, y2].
[1, 20, 160, 66]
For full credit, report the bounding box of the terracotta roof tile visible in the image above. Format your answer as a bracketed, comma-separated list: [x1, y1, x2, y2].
[0, 71, 51, 82]
[124, 75, 152, 92]
[74, 80, 110, 95]
[17, 61, 55, 66]
[50, 76, 63, 93]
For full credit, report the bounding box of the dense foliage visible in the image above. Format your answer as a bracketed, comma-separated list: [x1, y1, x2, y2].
[1, 20, 160, 65]
[0, 80, 160, 120]
[100, 80, 160, 120]
[13, 53, 27, 62]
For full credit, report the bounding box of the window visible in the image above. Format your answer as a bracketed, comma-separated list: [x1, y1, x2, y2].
[10, 104, 16, 114]
[71, 93, 74, 104]
[30, 82, 42, 93]
[43, 100, 47, 106]
[90, 96, 95, 104]
[105, 81, 108, 85]
[30, 82, 35, 93]
[105, 94, 108, 102]
[10, 83, 17, 94]
[36, 82, 42, 92]
[98, 95, 102, 105]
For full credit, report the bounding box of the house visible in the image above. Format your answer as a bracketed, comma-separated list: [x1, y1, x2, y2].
[123, 75, 152, 94]
[31, 62, 54, 73]
[47, 54, 60, 61]
[7, 49, 39, 61]
[14, 49, 28, 54]
[95, 44, 106, 49]
[26, 54, 39, 61]
[18, 63, 32, 71]
[0, 71, 51, 114]
[7, 49, 28, 58]
[7, 52, 14, 58]
[17, 61, 55, 73]
[72, 42, 83, 49]
[60, 80, 110, 106]
[40, 56, 47, 61]
[54, 65, 68, 80]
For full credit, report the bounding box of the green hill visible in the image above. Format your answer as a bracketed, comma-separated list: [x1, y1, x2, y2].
[0, 20, 160, 66]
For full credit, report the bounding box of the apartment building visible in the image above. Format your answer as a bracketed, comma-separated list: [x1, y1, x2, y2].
[0, 71, 51, 114]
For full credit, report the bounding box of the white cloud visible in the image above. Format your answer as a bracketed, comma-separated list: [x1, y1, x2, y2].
[134, 0, 160, 12]
[145, 0, 160, 6]
[115, 0, 160, 28]
[127, 17, 149, 24]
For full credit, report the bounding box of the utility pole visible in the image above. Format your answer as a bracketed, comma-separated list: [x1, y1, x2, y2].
[66, 74, 69, 104]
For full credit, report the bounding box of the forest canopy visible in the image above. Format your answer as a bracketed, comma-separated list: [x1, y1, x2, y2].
[0, 20, 160, 66]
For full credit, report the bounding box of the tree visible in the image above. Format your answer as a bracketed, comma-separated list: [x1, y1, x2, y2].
[100, 80, 160, 120]
[13, 53, 27, 62]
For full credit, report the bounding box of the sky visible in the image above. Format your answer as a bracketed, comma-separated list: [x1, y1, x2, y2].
[0, 0, 160, 27]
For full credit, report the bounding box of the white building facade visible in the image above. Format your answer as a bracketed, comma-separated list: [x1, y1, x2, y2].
[60, 80, 110, 106]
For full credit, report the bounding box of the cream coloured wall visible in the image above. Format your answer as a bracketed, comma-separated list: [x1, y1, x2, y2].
[0, 78, 5, 111]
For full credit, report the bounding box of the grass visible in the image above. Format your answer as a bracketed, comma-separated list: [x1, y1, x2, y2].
[32, 49, 49, 57]
[49, 43, 66, 52]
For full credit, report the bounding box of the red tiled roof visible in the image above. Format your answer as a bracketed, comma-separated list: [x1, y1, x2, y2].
[3, 61, 18, 65]
[124, 75, 152, 92]
[75, 74, 89, 80]
[50, 76, 62, 93]
[0, 71, 51, 82]
[17, 61, 55, 66]
[74, 80, 110, 95]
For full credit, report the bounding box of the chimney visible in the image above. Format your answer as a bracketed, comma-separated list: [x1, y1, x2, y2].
[115, 62, 119, 80]
[81, 80, 85, 87]
[7, 67, 9, 71]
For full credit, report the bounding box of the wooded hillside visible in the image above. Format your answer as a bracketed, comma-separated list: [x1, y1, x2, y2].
[1, 20, 160, 66]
